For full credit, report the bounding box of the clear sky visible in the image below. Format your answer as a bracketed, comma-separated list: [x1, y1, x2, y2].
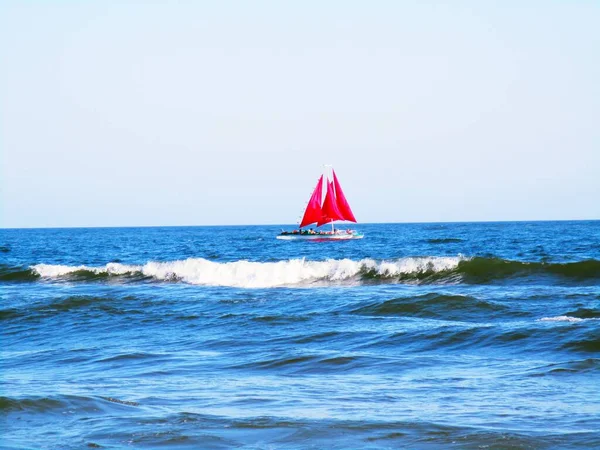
[1, 1, 599, 228]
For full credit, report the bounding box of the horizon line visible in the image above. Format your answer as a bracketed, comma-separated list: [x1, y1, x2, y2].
[1, 218, 598, 231]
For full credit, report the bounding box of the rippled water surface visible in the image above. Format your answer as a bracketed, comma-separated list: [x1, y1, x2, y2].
[2, 221, 600, 449]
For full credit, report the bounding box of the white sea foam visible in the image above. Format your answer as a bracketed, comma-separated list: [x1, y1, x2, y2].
[32, 264, 91, 277]
[31, 256, 465, 288]
[32, 263, 141, 277]
[539, 316, 585, 323]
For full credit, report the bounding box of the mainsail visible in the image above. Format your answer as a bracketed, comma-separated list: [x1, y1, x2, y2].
[318, 181, 345, 226]
[298, 168, 357, 228]
[299, 175, 324, 228]
[332, 170, 357, 223]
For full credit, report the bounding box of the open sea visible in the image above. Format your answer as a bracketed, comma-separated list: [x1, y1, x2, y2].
[1, 221, 599, 449]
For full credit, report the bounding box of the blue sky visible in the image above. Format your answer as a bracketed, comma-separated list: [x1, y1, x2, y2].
[1, 1, 599, 228]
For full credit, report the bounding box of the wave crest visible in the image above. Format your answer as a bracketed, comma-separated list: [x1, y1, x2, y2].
[28, 257, 464, 288]
[539, 316, 585, 323]
[0, 256, 595, 288]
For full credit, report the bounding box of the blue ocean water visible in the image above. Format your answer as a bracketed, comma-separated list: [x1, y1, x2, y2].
[1, 221, 600, 449]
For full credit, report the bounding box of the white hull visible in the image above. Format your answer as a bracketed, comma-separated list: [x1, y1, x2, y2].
[276, 232, 364, 241]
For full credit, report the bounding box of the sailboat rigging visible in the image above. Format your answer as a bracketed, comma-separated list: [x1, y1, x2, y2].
[277, 167, 364, 240]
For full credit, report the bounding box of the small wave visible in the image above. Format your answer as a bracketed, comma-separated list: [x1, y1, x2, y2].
[565, 308, 600, 319]
[0, 308, 20, 320]
[1, 296, 139, 321]
[44, 296, 111, 312]
[231, 352, 380, 373]
[0, 264, 39, 282]
[426, 238, 463, 244]
[539, 316, 585, 323]
[98, 352, 166, 363]
[100, 396, 140, 407]
[234, 355, 319, 370]
[457, 257, 600, 282]
[251, 314, 310, 324]
[0, 396, 64, 413]
[0, 394, 137, 413]
[351, 293, 506, 320]
[526, 358, 600, 377]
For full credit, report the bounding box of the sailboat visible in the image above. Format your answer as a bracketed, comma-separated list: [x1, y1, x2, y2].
[277, 167, 364, 240]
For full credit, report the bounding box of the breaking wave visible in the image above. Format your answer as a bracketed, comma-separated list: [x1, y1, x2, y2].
[25, 257, 462, 288]
[0, 256, 598, 288]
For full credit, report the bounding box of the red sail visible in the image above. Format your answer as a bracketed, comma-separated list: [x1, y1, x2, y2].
[332, 169, 357, 223]
[318, 180, 345, 226]
[299, 175, 324, 228]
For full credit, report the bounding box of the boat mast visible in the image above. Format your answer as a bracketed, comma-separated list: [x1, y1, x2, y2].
[323, 164, 335, 233]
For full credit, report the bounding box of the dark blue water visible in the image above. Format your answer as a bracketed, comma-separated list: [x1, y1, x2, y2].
[2, 221, 600, 449]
